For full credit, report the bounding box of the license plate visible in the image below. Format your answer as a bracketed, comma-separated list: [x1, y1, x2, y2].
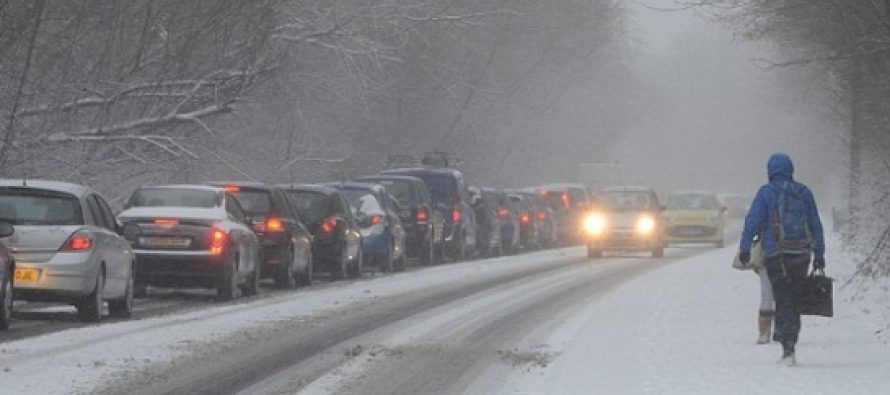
[141, 237, 192, 248]
[14, 268, 41, 283]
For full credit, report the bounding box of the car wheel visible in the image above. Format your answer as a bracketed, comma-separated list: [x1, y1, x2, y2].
[1, 270, 12, 330]
[275, 247, 297, 289]
[76, 269, 105, 323]
[295, 250, 313, 287]
[242, 264, 260, 296]
[217, 252, 240, 301]
[587, 244, 602, 259]
[109, 264, 134, 318]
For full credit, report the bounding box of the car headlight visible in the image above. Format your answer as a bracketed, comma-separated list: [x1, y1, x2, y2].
[636, 215, 656, 235]
[583, 213, 607, 236]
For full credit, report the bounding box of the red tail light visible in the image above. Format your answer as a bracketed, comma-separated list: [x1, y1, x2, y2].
[321, 218, 338, 234]
[265, 217, 285, 232]
[61, 234, 93, 251]
[416, 208, 429, 222]
[452, 208, 462, 223]
[154, 218, 179, 227]
[210, 228, 227, 255]
[537, 212, 547, 221]
[561, 193, 570, 209]
[520, 214, 531, 224]
[497, 208, 509, 220]
[370, 215, 383, 225]
[224, 185, 241, 193]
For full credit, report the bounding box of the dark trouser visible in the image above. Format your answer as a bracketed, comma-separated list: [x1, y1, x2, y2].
[764, 253, 810, 346]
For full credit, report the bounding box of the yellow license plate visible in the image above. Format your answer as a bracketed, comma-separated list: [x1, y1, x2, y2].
[142, 237, 191, 248]
[14, 268, 41, 283]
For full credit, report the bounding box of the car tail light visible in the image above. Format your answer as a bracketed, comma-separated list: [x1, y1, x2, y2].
[265, 217, 285, 232]
[224, 185, 240, 193]
[370, 215, 383, 225]
[210, 228, 227, 255]
[154, 218, 179, 227]
[452, 208, 462, 223]
[416, 208, 429, 222]
[537, 212, 547, 221]
[321, 218, 338, 234]
[61, 233, 93, 251]
[520, 213, 531, 224]
[497, 208, 509, 220]
[561, 193, 570, 209]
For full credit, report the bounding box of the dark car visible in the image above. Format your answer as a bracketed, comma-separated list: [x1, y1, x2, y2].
[496, 191, 521, 255]
[508, 193, 539, 251]
[355, 175, 445, 265]
[583, 186, 665, 258]
[118, 185, 260, 301]
[471, 187, 502, 257]
[515, 189, 558, 248]
[537, 183, 591, 246]
[207, 182, 313, 288]
[380, 168, 477, 261]
[0, 222, 15, 330]
[327, 182, 406, 272]
[280, 185, 363, 279]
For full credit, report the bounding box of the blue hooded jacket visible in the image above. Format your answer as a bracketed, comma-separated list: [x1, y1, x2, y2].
[740, 153, 825, 260]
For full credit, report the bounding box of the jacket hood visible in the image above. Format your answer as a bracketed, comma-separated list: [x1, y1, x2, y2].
[767, 153, 794, 182]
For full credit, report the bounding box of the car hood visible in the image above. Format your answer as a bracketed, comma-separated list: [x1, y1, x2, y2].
[664, 209, 720, 223]
[606, 211, 656, 228]
[4, 225, 85, 254]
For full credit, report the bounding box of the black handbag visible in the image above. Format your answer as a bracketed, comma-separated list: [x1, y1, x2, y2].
[799, 269, 833, 317]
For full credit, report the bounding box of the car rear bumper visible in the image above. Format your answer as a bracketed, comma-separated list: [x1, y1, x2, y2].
[133, 250, 227, 288]
[12, 252, 97, 300]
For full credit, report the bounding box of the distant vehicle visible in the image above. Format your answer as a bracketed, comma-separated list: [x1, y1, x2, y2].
[0, 222, 15, 330]
[280, 185, 363, 279]
[664, 191, 726, 247]
[508, 193, 539, 251]
[118, 185, 260, 301]
[498, 192, 521, 255]
[0, 180, 136, 321]
[355, 175, 445, 265]
[515, 189, 558, 248]
[207, 182, 313, 288]
[472, 187, 503, 257]
[381, 168, 477, 261]
[537, 183, 591, 245]
[583, 186, 665, 259]
[721, 194, 749, 219]
[328, 182, 406, 272]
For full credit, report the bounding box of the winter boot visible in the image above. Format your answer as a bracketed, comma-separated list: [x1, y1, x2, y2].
[757, 311, 773, 345]
[779, 341, 796, 366]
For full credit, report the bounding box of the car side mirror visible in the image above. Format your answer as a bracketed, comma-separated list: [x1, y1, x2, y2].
[0, 222, 14, 238]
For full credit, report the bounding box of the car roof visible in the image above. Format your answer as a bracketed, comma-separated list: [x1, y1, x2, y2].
[324, 181, 386, 193]
[0, 179, 93, 197]
[381, 167, 462, 177]
[356, 175, 424, 184]
[138, 184, 224, 193]
[205, 181, 271, 190]
[277, 184, 340, 195]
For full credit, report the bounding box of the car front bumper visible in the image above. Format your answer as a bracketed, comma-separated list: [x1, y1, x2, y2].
[587, 229, 661, 251]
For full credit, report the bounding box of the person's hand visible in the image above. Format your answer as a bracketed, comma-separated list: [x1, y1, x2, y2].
[739, 251, 750, 264]
[813, 257, 826, 270]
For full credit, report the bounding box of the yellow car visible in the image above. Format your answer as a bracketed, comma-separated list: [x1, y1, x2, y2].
[663, 191, 726, 247]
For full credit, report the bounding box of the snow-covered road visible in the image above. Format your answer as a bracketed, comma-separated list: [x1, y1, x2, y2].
[1, 229, 887, 395]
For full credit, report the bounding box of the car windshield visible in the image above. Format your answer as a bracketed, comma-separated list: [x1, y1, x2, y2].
[667, 194, 720, 210]
[286, 191, 329, 223]
[340, 189, 383, 217]
[364, 179, 415, 207]
[128, 188, 219, 208]
[542, 191, 570, 211]
[601, 191, 657, 210]
[0, 189, 83, 225]
[229, 189, 273, 215]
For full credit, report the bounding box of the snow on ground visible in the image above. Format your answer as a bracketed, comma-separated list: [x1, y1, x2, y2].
[0, 248, 581, 395]
[492, 232, 890, 395]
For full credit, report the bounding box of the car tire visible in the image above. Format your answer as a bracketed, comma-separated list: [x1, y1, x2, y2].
[295, 251, 313, 287]
[76, 269, 105, 323]
[587, 244, 602, 259]
[217, 252, 240, 301]
[275, 247, 297, 289]
[1, 269, 12, 330]
[242, 265, 260, 296]
[109, 264, 134, 318]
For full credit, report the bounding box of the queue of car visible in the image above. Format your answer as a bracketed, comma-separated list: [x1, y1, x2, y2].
[0, 153, 739, 330]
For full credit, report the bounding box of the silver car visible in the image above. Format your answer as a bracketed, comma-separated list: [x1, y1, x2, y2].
[0, 180, 136, 322]
[117, 185, 260, 301]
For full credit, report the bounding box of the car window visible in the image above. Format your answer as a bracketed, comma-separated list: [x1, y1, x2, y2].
[370, 179, 415, 207]
[128, 188, 219, 208]
[86, 195, 105, 228]
[228, 189, 273, 215]
[90, 195, 116, 230]
[340, 189, 383, 217]
[399, 172, 457, 206]
[0, 188, 84, 225]
[287, 191, 330, 224]
[225, 194, 247, 223]
[601, 191, 658, 210]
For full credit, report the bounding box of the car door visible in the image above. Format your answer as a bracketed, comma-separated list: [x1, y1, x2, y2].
[85, 194, 125, 297]
[93, 194, 133, 298]
[334, 194, 361, 258]
[274, 189, 311, 272]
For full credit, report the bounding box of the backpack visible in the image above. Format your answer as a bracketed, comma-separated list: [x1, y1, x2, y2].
[768, 181, 813, 253]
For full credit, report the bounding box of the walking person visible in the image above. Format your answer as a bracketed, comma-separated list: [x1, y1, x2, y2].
[738, 153, 825, 365]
